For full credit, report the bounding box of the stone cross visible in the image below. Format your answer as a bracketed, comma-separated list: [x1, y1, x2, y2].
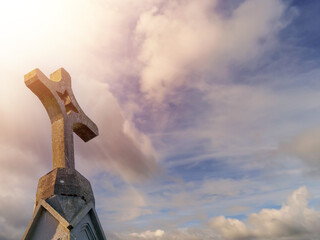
[24, 68, 98, 169]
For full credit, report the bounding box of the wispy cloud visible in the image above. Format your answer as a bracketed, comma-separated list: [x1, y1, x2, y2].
[0, 0, 320, 239]
[109, 187, 320, 240]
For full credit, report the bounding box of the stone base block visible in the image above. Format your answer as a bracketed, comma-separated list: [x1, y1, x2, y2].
[35, 168, 94, 206]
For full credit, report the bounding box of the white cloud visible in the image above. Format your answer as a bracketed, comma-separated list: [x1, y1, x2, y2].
[135, 0, 288, 101]
[210, 186, 320, 240]
[111, 228, 220, 240]
[131, 229, 165, 238]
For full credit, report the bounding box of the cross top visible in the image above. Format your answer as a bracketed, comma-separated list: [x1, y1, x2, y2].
[24, 68, 98, 169]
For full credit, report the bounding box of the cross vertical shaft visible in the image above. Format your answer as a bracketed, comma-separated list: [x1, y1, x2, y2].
[51, 118, 74, 168]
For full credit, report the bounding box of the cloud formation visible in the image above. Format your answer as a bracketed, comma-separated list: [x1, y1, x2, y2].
[281, 127, 320, 170]
[210, 186, 320, 240]
[74, 80, 159, 182]
[131, 229, 165, 238]
[110, 187, 320, 240]
[0, 0, 319, 239]
[0, 0, 159, 181]
[0, 1, 160, 238]
[110, 228, 219, 240]
[136, 0, 288, 101]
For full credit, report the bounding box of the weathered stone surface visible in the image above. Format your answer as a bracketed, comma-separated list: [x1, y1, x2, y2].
[35, 168, 95, 207]
[46, 195, 87, 223]
[23, 199, 107, 240]
[24, 68, 98, 169]
[23, 68, 106, 239]
[25, 208, 66, 239]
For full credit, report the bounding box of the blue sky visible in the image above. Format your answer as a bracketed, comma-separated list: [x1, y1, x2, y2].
[1, 0, 320, 239]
